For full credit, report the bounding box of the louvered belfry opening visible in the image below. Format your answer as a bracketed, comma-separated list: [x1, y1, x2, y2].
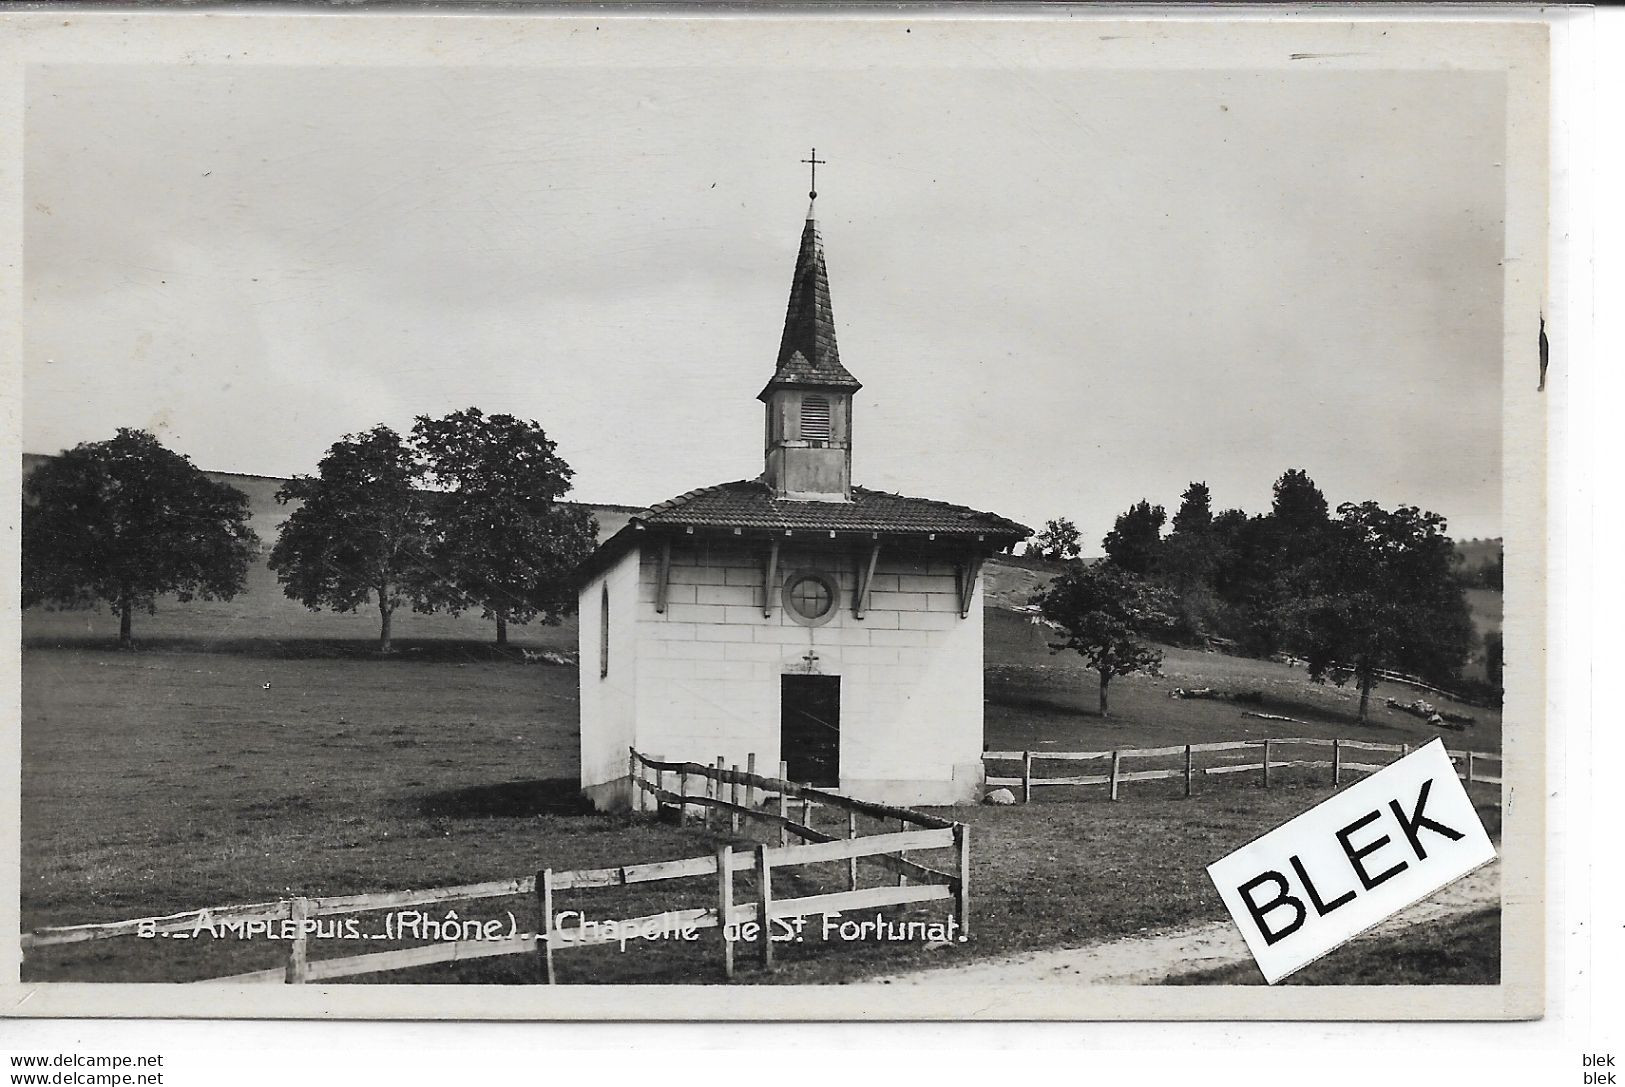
[800, 395, 831, 441]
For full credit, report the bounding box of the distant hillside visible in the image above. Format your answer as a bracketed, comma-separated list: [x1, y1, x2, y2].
[1454, 537, 1503, 572]
[20, 453, 641, 646]
[21, 453, 641, 548]
[982, 552, 1074, 610]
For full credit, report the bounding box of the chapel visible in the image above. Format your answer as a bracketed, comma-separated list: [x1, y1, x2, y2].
[576, 183, 1029, 808]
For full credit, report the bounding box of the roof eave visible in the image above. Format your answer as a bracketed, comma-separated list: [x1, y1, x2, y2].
[756, 375, 864, 402]
[629, 521, 1028, 548]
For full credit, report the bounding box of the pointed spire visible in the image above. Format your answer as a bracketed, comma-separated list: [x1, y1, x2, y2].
[759, 204, 861, 401]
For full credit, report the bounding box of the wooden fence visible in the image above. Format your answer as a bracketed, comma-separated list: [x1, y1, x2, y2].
[983, 737, 1503, 802]
[1372, 667, 1494, 709]
[20, 750, 967, 986]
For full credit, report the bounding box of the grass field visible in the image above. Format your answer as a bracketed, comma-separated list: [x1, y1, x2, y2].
[983, 608, 1501, 757]
[19, 591, 1503, 985]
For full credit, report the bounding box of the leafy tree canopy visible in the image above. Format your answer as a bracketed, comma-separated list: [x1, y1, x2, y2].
[1101, 499, 1166, 576]
[1035, 561, 1174, 717]
[1170, 481, 1213, 535]
[1283, 501, 1475, 721]
[22, 428, 258, 647]
[1162, 482, 1222, 604]
[268, 425, 433, 653]
[1028, 517, 1082, 562]
[412, 408, 598, 644]
[1271, 468, 1330, 537]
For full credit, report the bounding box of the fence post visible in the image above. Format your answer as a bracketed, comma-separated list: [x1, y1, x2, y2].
[1109, 751, 1121, 801]
[777, 761, 789, 847]
[897, 817, 909, 888]
[629, 749, 641, 813]
[746, 753, 758, 810]
[1262, 740, 1272, 789]
[801, 798, 813, 833]
[1022, 751, 1033, 804]
[285, 897, 312, 984]
[1183, 744, 1194, 798]
[846, 812, 859, 891]
[650, 754, 665, 820]
[713, 756, 725, 829]
[1401, 743, 1410, 761]
[730, 764, 741, 835]
[1333, 739, 1342, 787]
[538, 869, 556, 985]
[953, 822, 971, 939]
[1466, 751, 1475, 784]
[755, 844, 775, 971]
[678, 767, 690, 826]
[717, 846, 734, 980]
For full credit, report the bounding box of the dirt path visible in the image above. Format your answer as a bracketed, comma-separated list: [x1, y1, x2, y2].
[865, 858, 1500, 986]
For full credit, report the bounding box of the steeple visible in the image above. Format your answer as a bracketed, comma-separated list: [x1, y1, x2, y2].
[757, 201, 862, 402]
[759, 171, 859, 502]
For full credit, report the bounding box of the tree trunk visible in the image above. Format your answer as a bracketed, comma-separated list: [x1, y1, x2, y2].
[1357, 671, 1373, 723]
[1098, 672, 1110, 717]
[118, 596, 133, 650]
[495, 614, 508, 646]
[379, 601, 394, 655]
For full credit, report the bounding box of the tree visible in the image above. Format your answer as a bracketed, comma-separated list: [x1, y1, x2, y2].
[1170, 481, 1213, 535]
[1028, 517, 1082, 562]
[1035, 562, 1174, 717]
[1472, 549, 1504, 590]
[1271, 468, 1329, 540]
[412, 408, 598, 645]
[1156, 484, 1220, 643]
[1200, 472, 1333, 656]
[1101, 499, 1165, 575]
[22, 429, 258, 649]
[268, 425, 434, 653]
[1283, 501, 1474, 723]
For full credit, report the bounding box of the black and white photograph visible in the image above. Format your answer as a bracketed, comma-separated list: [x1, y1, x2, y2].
[1, 9, 1555, 1028]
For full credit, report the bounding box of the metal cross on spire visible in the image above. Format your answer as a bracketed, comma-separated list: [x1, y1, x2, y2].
[801, 148, 826, 200]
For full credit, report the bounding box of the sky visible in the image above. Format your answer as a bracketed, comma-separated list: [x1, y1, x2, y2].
[23, 60, 1508, 544]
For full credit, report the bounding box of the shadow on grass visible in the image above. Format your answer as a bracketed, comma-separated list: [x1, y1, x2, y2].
[411, 778, 594, 819]
[987, 685, 1099, 720]
[22, 635, 578, 666]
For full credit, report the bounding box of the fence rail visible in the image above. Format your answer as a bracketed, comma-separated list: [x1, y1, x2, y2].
[1372, 668, 1494, 709]
[984, 736, 1502, 801]
[22, 748, 969, 987]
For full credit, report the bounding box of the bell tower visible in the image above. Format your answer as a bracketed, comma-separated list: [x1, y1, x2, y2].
[759, 154, 861, 502]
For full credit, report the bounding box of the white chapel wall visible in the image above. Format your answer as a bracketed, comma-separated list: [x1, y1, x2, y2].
[578, 545, 642, 804]
[629, 541, 985, 803]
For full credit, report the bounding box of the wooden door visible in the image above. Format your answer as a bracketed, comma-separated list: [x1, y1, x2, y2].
[780, 675, 840, 787]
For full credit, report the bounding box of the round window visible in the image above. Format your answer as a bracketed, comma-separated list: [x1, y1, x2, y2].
[783, 573, 839, 626]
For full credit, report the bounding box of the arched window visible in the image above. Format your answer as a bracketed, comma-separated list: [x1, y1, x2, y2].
[599, 583, 611, 678]
[800, 395, 831, 441]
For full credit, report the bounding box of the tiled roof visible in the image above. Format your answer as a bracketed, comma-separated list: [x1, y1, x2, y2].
[760, 214, 861, 398]
[631, 480, 1030, 539]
